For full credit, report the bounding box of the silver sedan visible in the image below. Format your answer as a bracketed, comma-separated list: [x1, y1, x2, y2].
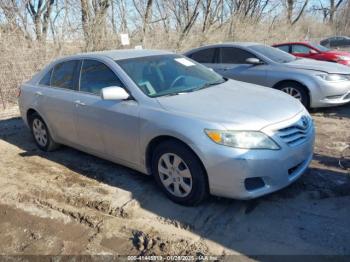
[18, 50, 315, 205]
[184, 43, 350, 108]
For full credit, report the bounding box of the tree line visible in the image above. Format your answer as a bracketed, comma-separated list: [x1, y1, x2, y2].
[0, 0, 349, 49]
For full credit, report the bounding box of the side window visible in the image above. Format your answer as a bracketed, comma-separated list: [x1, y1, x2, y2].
[291, 45, 311, 54]
[321, 39, 329, 46]
[339, 37, 349, 46]
[189, 48, 216, 63]
[51, 60, 79, 89]
[220, 47, 256, 64]
[276, 45, 290, 53]
[80, 60, 123, 95]
[39, 69, 52, 86]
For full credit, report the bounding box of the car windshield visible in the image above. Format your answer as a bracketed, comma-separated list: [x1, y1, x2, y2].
[250, 45, 297, 63]
[310, 43, 330, 52]
[116, 54, 226, 97]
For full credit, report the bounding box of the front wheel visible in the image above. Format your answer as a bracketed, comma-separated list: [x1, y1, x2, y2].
[277, 82, 309, 108]
[151, 141, 208, 206]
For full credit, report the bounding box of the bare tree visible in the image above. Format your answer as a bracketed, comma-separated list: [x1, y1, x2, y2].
[201, 0, 226, 32]
[335, 0, 350, 33]
[0, 0, 31, 40]
[167, 0, 201, 47]
[285, 0, 309, 25]
[26, 0, 55, 41]
[80, 0, 111, 50]
[313, 0, 344, 23]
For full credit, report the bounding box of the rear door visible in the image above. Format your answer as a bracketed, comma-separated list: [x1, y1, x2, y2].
[214, 47, 267, 85]
[291, 44, 313, 58]
[74, 59, 140, 164]
[37, 59, 81, 144]
[187, 47, 218, 68]
[275, 45, 291, 54]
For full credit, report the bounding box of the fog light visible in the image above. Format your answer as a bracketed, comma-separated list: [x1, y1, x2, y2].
[244, 177, 265, 191]
[325, 95, 343, 100]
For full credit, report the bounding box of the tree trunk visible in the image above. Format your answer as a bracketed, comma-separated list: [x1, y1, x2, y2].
[142, 0, 153, 46]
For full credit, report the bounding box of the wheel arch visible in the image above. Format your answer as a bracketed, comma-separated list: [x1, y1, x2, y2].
[26, 108, 38, 123]
[145, 135, 209, 187]
[26, 108, 57, 140]
[272, 79, 311, 107]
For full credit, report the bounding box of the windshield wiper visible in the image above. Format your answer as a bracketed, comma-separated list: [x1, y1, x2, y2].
[161, 89, 197, 97]
[158, 78, 227, 97]
[194, 78, 227, 91]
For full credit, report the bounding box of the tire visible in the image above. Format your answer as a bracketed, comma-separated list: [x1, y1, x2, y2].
[151, 140, 208, 206]
[28, 113, 60, 152]
[276, 82, 310, 108]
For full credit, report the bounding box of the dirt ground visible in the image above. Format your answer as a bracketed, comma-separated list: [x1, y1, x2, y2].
[0, 104, 349, 258]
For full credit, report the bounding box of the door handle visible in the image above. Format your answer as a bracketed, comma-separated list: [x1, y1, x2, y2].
[35, 91, 43, 96]
[74, 100, 86, 106]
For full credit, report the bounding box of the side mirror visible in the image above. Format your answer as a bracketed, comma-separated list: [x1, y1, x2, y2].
[101, 86, 130, 100]
[309, 49, 318, 54]
[246, 58, 263, 65]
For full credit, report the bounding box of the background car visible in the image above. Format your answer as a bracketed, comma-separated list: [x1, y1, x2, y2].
[273, 42, 350, 66]
[184, 42, 350, 108]
[320, 36, 350, 49]
[18, 49, 314, 205]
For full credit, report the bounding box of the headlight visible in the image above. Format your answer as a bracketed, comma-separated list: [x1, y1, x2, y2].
[317, 73, 349, 81]
[337, 55, 350, 61]
[204, 129, 280, 150]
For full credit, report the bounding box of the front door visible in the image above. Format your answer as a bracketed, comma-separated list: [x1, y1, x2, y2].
[74, 59, 140, 164]
[212, 47, 267, 86]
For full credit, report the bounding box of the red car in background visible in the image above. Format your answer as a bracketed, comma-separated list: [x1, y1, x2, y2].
[273, 42, 350, 66]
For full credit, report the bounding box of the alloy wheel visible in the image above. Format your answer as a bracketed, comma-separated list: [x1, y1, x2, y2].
[32, 118, 48, 147]
[281, 87, 302, 101]
[158, 153, 193, 197]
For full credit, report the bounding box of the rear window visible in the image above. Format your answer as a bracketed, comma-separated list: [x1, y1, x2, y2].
[39, 69, 52, 86]
[189, 48, 216, 63]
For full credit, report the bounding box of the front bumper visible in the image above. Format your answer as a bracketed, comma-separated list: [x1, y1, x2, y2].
[200, 114, 315, 199]
[311, 79, 350, 108]
[338, 60, 350, 66]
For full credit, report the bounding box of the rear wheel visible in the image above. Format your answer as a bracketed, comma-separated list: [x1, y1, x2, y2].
[151, 141, 208, 206]
[276, 82, 309, 108]
[29, 113, 59, 151]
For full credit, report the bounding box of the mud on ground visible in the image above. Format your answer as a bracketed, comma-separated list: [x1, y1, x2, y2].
[0, 105, 349, 258]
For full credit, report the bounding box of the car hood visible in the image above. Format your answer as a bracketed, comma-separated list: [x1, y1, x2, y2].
[284, 58, 350, 74]
[156, 80, 304, 130]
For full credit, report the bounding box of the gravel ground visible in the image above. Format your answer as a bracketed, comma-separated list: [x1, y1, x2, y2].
[0, 104, 349, 258]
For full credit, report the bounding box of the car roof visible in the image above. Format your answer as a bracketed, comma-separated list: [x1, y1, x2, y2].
[64, 49, 173, 61]
[202, 42, 260, 48]
[273, 41, 310, 46]
[184, 42, 261, 54]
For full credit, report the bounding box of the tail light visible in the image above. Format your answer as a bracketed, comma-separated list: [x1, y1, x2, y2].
[16, 87, 21, 97]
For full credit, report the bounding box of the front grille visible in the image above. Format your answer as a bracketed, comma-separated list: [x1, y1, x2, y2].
[277, 116, 312, 147]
